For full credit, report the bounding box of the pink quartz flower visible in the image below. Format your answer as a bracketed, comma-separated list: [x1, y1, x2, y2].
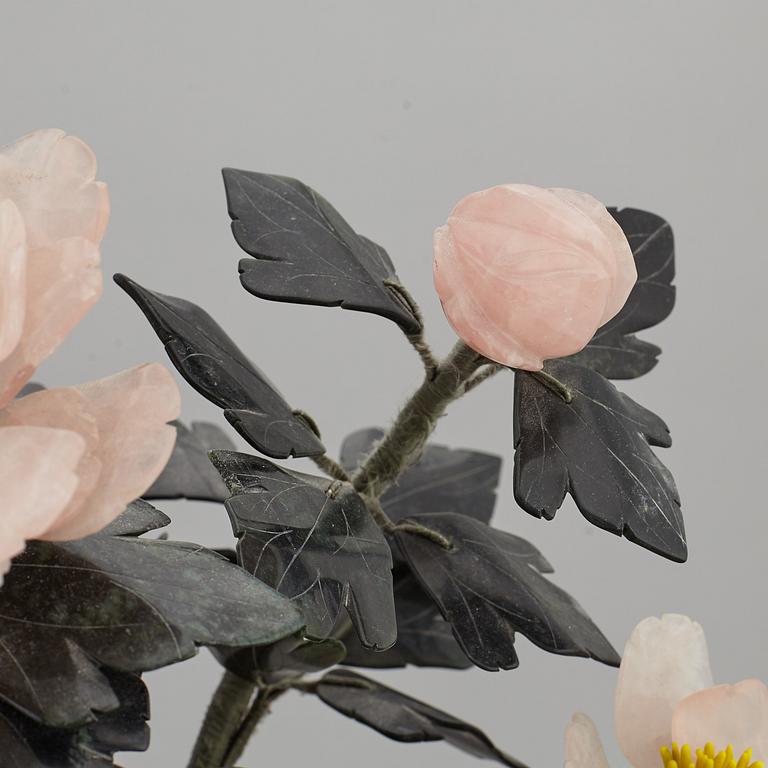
[565, 615, 768, 768]
[0, 130, 180, 578]
[433, 184, 637, 370]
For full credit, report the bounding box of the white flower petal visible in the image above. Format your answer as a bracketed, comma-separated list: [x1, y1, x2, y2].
[615, 615, 714, 768]
[565, 713, 610, 768]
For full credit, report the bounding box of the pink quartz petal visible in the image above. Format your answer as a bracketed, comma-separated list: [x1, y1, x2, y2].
[0, 425, 85, 574]
[0, 387, 102, 521]
[0, 236, 102, 407]
[672, 679, 768, 761]
[615, 615, 714, 768]
[565, 713, 610, 768]
[549, 188, 637, 322]
[0, 199, 26, 363]
[41, 363, 181, 541]
[0, 129, 109, 248]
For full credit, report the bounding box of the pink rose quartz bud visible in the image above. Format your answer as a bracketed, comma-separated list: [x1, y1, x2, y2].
[433, 184, 637, 370]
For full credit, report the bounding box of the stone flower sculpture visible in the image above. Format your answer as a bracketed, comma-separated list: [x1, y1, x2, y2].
[0, 141, 706, 768]
[0, 134, 310, 766]
[566, 615, 767, 768]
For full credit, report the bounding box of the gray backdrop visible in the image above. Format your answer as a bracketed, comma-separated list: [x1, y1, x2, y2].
[2, 2, 766, 766]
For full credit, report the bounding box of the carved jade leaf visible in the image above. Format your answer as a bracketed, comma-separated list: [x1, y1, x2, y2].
[210, 450, 397, 651]
[0, 500, 303, 727]
[222, 169, 420, 333]
[213, 635, 347, 684]
[514, 359, 685, 562]
[567, 208, 675, 379]
[342, 568, 470, 670]
[316, 670, 528, 767]
[114, 274, 324, 459]
[395, 513, 621, 672]
[145, 420, 234, 503]
[0, 670, 148, 767]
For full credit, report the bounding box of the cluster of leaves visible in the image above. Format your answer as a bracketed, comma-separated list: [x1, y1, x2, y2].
[0, 170, 677, 767]
[0, 500, 303, 766]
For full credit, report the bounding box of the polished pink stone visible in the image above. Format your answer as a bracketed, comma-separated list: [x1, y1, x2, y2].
[0, 200, 26, 363]
[0, 131, 181, 565]
[1, 364, 180, 543]
[672, 680, 768, 763]
[0, 425, 85, 578]
[0, 236, 102, 407]
[41, 363, 181, 541]
[0, 129, 108, 406]
[433, 184, 637, 370]
[0, 128, 109, 249]
[0, 387, 101, 522]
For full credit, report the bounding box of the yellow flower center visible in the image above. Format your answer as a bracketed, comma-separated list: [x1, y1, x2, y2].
[660, 742, 764, 768]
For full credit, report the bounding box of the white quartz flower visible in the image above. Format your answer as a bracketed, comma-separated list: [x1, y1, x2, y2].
[565, 615, 767, 768]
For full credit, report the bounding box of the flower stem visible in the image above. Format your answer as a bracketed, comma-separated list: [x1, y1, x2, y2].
[463, 363, 505, 394]
[384, 280, 440, 378]
[527, 369, 573, 403]
[187, 671, 256, 768]
[311, 454, 351, 482]
[363, 495, 454, 549]
[352, 340, 485, 500]
[293, 408, 351, 481]
[220, 686, 288, 767]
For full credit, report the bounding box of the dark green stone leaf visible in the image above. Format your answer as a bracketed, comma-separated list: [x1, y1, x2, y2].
[97, 498, 170, 538]
[316, 670, 528, 767]
[17, 382, 45, 397]
[514, 359, 685, 562]
[114, 274, 324, 459]
[342, 568, 470, 670]
[0, 670, 148, 767]
[145, 420, 234, 502]
[83, 670, 149, 759]
[222, 169, 419, 333]
[210, 450, 396, 651]
[341, 428, 502, 524]
[0, 501, 303, 727]
[568, 208, 675, 379]
[395, 513, 620, 672]
[213, 635, 347, 683]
